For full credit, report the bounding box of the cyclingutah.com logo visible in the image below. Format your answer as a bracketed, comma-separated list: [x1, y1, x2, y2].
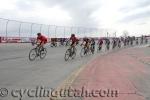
[0, 86, 119, 100]
[0, 88, 9, 97]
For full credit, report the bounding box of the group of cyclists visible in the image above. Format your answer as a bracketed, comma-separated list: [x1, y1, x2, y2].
[33, 32, 149, 61]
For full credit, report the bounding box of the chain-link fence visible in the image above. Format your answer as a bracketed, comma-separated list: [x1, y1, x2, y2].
[0, 18, 110, 39]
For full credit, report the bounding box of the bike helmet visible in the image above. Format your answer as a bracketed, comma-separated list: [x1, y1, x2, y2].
[37, 33, 41, 36]
[71, 34, 75, 37]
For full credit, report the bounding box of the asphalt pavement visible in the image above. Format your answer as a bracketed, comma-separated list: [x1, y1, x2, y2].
[0, 41, 149, 100]
[0, 43, 104, 100]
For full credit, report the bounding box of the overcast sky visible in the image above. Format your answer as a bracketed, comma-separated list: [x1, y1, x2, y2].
[0, 0, 150, 36]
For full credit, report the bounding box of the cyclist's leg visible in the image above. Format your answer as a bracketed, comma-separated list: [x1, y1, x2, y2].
[72, 42, 76, 53]
[41, 43, 44, 50]
[70, 42, 74, 54]
[40, 41, 47, 51]
[83, 44, 87, 54]
[36, 44, 41, 56]
[87, 43, 90, 52]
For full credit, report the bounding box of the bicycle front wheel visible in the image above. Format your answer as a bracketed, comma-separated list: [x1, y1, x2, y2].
[40, 48, 47, 59]
[80, 48, 86, 57]
[97, 46, 101, 53]
[64, 49, 71, 61]
[29, 48, 37, 61]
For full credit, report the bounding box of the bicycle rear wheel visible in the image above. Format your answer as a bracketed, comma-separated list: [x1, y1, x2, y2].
[29, 48, 37, 61]
[40, 48, 47, 59]
[91, 46, 95, 54]
[65, 49, 71, 61]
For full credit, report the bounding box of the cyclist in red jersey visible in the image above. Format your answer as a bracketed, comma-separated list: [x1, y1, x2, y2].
[70, 34, 78, 46]
[36, 33, 47, 48]
[69, 34, 78, 52]
[98, 38, 103, 46]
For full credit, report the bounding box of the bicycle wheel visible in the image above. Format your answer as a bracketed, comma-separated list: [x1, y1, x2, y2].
[80, 48, 86, 57]
[29, 48, 37, 61]
[40, 48, 47, 59]
[65, 49, 71, 61]
[107, 45, 110, 50]
[97, 46, 101, 53]
[91, 46, 95, 54]
[71, 48, 77, 59]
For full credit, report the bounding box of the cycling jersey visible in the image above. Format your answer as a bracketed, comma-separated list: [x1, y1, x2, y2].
[105, 39, 110, 45]
[91, 40, 95, 45]
[70, 37, 77, 42]
[83, 38, 90, 44]
[80, 38, 89, 48]
[37, 35, 47, 44]
[70, 36, 78, 46]
[98, 39, 103, 45]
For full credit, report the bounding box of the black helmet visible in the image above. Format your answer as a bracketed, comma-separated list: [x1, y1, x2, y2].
[37, 33, 41, 36]
[71, 34, 75, 37]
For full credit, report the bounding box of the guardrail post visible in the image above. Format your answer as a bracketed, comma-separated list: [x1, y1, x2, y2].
[55, 26, 57, 38]
[6, 20, 9, 42]
[19, 22, 22, 38]
[48, 25, 50, 39]
[30, 23, 34, 37]
[40, 24, 42, 33]
[63, 27, 66, 38]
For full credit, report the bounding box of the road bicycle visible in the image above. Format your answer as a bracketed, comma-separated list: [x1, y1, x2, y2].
[29, 43, 47, 61]
[64, 46, 77, 61]
[80, 45, 92, 57]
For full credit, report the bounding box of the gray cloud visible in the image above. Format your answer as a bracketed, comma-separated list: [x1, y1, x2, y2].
[120, 0, 150, 13]
[13, 0, 101, 27]
[136, 0, 150, 8]
[120, 10, 150, 23]
[15, 1, 34, 11]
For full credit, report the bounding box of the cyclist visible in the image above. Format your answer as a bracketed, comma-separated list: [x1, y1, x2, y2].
[31, 38, 36, 46]
[81, 37, 90, 51]
[141, 36, 144, 44]
[69, 34, 78, 53]
[112, 38, 117, 49]
[90, 38, 96, 54]
[118, 38, 121, 48]
[127, 37, 130, 46]
[51, 38, 57, 47]
[98, 38, 103, 51]
[145, 37, 148, 44]
[36, 33, 48, 49]
[124, 38, 127, 46]
[105, 38, 110, 50]
[136, 38, 139, 45]
[130, 37, 133, 46]
[35, 33, 48, 56]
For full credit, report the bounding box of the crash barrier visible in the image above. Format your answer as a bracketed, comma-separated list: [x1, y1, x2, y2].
[0, 36, 149, 43]
[0, 37, 34, 43]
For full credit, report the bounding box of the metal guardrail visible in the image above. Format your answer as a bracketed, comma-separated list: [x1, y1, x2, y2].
[0, 18, 108, 39]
